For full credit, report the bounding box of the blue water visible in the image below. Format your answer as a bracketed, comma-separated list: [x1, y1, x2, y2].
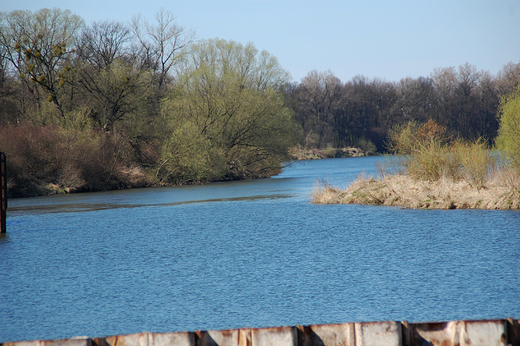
[1, 157, 519, 342]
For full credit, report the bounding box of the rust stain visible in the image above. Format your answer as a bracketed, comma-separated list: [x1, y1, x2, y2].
[4, 318, 518, 346]
[220, 330, 232, 337]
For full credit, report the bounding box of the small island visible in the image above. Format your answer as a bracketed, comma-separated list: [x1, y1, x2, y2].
[313, 91, 520, 210]
[313, 173, 520, 209]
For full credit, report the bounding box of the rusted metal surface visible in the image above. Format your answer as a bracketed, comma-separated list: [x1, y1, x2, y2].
[2, 341, 41, 346]
[354, 321, 402, 346]
[2, 319, 519, 346]
[402, 319, 507, 346]
[150, 332, 194, 346]
[1, 151, 6, 234]
[251, 326, 297, 346]
[196, 329, 251, 346]
[93, 332, 149, 346]
[3, 338, 91, 346]
[297, 323, 355, 346]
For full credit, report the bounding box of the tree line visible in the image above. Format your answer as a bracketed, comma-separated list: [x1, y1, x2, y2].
[285, 64, 520, 153]
[0, 8, 519, 196]
[0, 8, 298, 195]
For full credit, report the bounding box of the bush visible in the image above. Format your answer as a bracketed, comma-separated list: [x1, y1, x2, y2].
[356, 138, 377, 155]
[495, 88, 520, 172]
[321, 147, 338, 158]
[0, 123, 146, 196]
[386, 120, 494, 188]
[387, 120, 452, 181]
[451, 138, 495, 190]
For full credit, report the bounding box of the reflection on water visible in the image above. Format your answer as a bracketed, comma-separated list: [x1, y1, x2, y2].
[1, 157, 519, 343]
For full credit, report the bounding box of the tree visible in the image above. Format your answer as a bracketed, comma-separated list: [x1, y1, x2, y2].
[76, 20, 131, 69]
[131, 9, 194, 90]
[0, 44, 21, 124]
[295, 70, 343, 148]
[394, 76, 435, 125]
[0, 9, 84, 121]
[496, 62, 520, 96]
[158, 38, 298, 183]
[496, 88, 520, 170]
[75, 20, 153, 132]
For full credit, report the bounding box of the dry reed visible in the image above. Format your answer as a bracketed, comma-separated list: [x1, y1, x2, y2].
[312, 171, 520, 209]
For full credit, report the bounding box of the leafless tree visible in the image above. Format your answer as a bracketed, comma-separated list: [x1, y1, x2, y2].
[77, 20, 131, 69]
[131, 9, 194, 90]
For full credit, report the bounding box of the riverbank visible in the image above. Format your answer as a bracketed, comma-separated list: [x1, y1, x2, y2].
[312, 170, 520, 209]
[290, 146, 371, 160]
[7, 146, 370, 198]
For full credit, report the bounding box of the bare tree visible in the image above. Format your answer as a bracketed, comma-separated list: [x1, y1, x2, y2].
[75, 20, 151, 131]
[77, 20, 131, 69]
[131, 9, 194, 89]
[296, 70, 343, 148]
[496, 62, 520, 96]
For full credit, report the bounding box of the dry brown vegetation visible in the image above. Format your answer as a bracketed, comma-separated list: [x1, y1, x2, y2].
[312, 170, 520, 209]
[312, 119, 520, 210]
[0, 124, 148, 197]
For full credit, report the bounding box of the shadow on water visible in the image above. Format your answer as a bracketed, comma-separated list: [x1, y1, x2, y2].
[0, 233, 9, 242]
[6, 194, 293, 215]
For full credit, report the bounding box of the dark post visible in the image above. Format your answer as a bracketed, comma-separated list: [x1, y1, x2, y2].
[1, 152, 6, 233]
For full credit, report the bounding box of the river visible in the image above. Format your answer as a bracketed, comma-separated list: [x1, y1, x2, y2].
[1, 156, 519, 342]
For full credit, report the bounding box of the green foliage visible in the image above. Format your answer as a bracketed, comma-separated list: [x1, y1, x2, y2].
[387, 120, 494, 187]
[158, 39, 299, 183]
[452, 138, 495, 190]
[76, 60, 153, 131]
[157, 121, 226, 183]
[495, 88, 520, 171]
[355, 138, 377, 154]
[321, 147, 338, 158]
[0, 8, 84, 120]
[388, 120, 451, 180]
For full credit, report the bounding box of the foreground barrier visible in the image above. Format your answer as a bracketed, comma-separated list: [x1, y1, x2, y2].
[2, 318, 519, 346]
[1, 151, 6, 233]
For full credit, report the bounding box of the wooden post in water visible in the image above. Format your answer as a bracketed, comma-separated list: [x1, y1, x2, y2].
[1, 152, 6, 233]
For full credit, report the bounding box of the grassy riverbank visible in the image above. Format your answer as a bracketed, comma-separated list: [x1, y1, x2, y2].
[313, 115, 520, 210]
[313, 170, 520, 209]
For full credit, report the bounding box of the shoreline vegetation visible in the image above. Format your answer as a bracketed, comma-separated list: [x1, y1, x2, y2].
[4, 144, 369, 198]
[313, 110, 520, 210]
[313, 171, 520, 210]
[1, 9, 519, 199]
[289, 145, 372, 160]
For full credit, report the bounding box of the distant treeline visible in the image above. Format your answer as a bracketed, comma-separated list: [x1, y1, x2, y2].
[285, 64, 520, 152]
[0, 8, 519, 196]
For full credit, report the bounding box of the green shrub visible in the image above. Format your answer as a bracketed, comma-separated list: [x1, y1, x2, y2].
[387, 120, 452, 181]
[495, 88, 520, 172]
[321, 147, 338, 158]
[451, 138, 494, 190]
[387, 120, 495, 187]
[356, 138, 377, 154]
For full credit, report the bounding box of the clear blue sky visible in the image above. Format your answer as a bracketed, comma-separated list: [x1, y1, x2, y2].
[2, 0, 519, 83]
